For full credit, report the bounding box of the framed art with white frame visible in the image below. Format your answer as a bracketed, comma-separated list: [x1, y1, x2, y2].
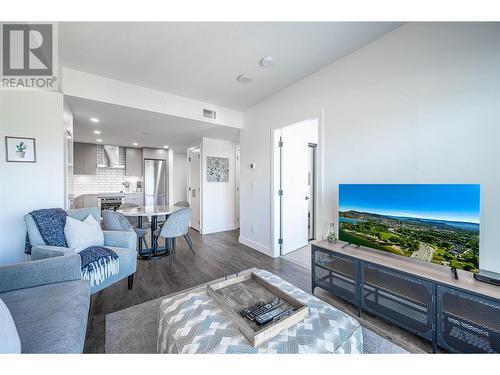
[5, 136, 37, 163]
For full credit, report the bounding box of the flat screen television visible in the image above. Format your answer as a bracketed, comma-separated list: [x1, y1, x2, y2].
[338, 184, 480, 272]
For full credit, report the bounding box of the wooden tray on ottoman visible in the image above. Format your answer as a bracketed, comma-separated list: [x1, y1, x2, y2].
[207, 272, 309, 347]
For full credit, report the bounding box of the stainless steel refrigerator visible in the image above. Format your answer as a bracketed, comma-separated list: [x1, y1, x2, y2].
[144, 159, 168, 206]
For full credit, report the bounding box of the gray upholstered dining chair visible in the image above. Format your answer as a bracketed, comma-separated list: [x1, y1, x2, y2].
[118, 203, 151, 229]
[102, 210, 148, 250]
[152, 208, 194, 265]
[157, 201, 190, 229]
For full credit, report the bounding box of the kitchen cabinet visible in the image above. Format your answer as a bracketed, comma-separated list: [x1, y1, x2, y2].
[142, 147, 168, 160]
[73, 142, 97, 175]
[126, 147, 142, 176]
[72, 194, 98, 209]
[84, 194, 98, 208]
[73, 142, 84, 174]
[72, 195, 82, 209]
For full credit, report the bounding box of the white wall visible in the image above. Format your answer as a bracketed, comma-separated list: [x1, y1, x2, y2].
[240, 22, 500, 273]
[201, 137, 238, 234]
[62, 68, 243, 129]
[0, 90, 65, 265]
[173, 151, 188, 203]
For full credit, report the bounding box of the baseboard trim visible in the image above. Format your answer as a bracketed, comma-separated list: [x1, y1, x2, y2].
[202, 224, 238, 235]
[239, 236, 275, 258]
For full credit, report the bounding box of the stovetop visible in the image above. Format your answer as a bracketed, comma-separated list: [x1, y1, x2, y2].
[97, 192, 125, 199]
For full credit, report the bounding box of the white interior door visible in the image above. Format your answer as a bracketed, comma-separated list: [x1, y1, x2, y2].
[280, 124, 310, 254]
[188, 148, 201, 231]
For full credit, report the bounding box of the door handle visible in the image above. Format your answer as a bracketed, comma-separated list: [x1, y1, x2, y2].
[305, 196, 310, 200]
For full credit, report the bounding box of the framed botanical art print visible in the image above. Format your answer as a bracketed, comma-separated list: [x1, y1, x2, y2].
[5, 136, 37, 163]
[206, 156, 229, 182]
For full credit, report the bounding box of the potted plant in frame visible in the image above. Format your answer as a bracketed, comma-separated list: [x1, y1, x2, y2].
[16, 142, 26, 159]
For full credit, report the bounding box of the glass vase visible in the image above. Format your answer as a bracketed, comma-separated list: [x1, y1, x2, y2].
[326, 222, 337, 243]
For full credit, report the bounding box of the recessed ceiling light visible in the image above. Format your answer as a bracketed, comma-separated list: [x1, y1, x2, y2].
[93, 130, 101, 135]
[259, 56, 274, 67]
[132, 142, 139, 146]
[96, 139, 102, 143]
[163, 145, 169, 149]
[90, 117, 100, 123]
[237, 74, 252, 83]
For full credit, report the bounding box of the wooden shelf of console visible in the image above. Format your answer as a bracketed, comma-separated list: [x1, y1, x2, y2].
[311, 240, 500, 353]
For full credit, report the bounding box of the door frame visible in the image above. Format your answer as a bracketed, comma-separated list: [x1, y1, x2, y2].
[235, 145, 241, 229]
[270, 111, 324, 257]
[187, 146, 202, 232]
[308, 143, 317, 241]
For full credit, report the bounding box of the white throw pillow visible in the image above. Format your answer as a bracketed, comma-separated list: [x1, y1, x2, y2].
[64, 214, 104, 253]
[0, 299, 21, 353]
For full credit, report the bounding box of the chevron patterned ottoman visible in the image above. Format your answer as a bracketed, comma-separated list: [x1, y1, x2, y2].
[157, 269, 363, 353]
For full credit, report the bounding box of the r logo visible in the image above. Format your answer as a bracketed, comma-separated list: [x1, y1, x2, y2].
[2, 24, 53, 76]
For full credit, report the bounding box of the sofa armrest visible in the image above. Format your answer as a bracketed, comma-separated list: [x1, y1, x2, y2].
[31, 245, 76, 261]
[103, 230, 137, 251]
[0, 254, 82, 293]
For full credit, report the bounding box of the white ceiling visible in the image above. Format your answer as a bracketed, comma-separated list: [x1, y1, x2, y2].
[67, 96, 240, 151]
[60, 22, 401, 110]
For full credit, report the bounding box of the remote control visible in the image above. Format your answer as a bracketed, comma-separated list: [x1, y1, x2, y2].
[240, 297, 282, 320]
[240, 302, 264, 319]
[255, 306, 294, 326]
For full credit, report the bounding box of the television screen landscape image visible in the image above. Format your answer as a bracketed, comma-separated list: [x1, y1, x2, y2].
[339, 184, 480, 272]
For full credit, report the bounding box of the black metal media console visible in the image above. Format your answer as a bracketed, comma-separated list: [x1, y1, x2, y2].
[312, 241, 500, 353]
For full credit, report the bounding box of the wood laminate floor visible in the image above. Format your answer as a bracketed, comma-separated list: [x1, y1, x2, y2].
[84, 229, 433, 353]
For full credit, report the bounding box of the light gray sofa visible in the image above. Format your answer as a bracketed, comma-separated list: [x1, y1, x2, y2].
[0, 255, 90, 353]
[24, 207, 137, 294]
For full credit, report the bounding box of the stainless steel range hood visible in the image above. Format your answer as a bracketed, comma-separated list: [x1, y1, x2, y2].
[98, 145, 125, 168]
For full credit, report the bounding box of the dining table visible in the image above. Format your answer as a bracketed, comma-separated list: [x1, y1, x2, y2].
[116, 204, 183, 259]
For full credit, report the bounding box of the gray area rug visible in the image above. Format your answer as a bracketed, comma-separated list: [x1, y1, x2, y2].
[362, 327, 408, 354]
[105, 296, 409, 354]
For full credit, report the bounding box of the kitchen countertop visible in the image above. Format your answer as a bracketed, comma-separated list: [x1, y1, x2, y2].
[73, 191, 143, 199]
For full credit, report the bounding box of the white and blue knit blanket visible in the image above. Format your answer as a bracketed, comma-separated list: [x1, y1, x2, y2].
[79, 246, 119, 287]
[26, 208, 119, 287]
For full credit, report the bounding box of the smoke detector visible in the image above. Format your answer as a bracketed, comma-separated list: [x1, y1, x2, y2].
[236, 74, 252, 83]
[259, 56, 274, 67]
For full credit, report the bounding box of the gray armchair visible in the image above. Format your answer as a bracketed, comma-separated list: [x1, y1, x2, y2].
[0, 255, 90, 353]
[24, 207, 137, 294]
